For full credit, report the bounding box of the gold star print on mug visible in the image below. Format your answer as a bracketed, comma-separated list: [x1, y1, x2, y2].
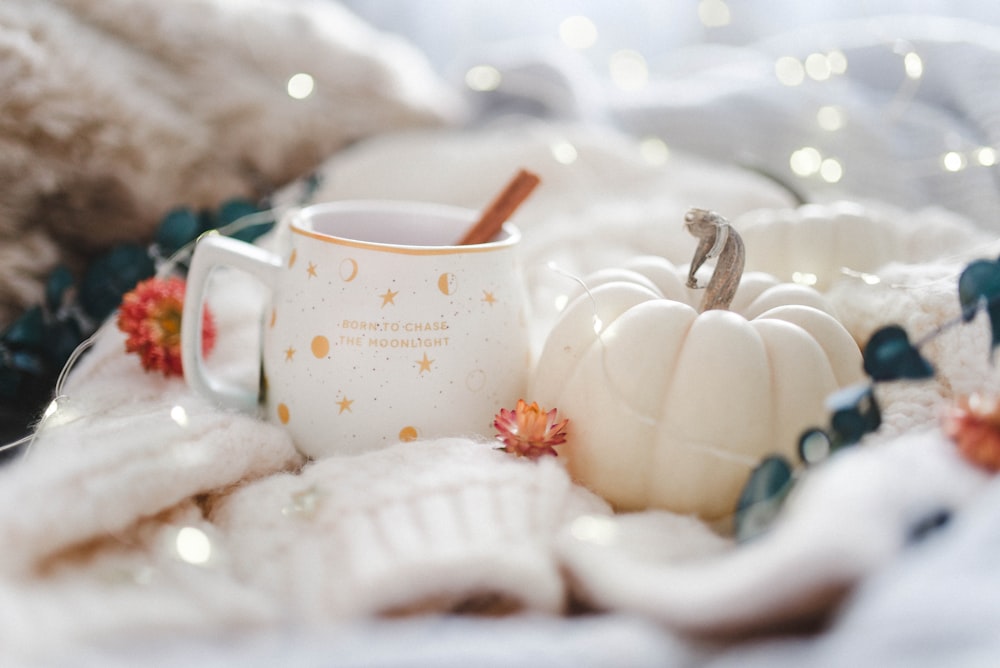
[267, 250, 520, 446]
[380, 288, 398, 307]
[416, 353, 434, 373]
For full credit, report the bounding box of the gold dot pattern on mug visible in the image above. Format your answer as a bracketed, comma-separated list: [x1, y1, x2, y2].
[311, 335, 329, 358]
[265, 240, 528, 456]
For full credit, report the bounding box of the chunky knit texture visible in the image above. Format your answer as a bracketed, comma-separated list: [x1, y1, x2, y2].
[0, 0, 460, 327]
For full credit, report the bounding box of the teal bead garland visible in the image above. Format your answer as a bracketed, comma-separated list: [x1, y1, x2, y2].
[733, 257, 1000, 542]
[0, 196, 268, 447]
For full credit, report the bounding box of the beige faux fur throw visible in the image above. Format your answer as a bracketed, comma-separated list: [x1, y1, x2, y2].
[0, 0, 460, 327]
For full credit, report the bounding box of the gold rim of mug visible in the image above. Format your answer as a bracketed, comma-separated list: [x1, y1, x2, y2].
[289, 201, 521, 255]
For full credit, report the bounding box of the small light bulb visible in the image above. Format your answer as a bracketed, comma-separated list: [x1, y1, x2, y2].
[286, 73, 315, 100]
[170, 405, 189, 428]
[820, 158, 843, 183]
[609, 50, 648, 91]
[827, 50, 848, 75]
[698, 0, 731, 28]
[775, 56, 805, 86]
[817, 105, 845, 131]
[903, 52, 924, 79]
[639, 136, 670, 165]
[804, 53, 831, 81]
[862, 273, 881, 285]
[465, 65, 502, 92]
[790, 146, 822, 176]
[174, 527, 212, 565]
[976, 147, 997, 167]
[559, 15, 598, 50]
[551, 141, 578, 165]
[570, 515, 618, 546]
[942, 151, 967, 172]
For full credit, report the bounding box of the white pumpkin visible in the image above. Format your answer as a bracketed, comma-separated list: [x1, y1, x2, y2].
[735, 200, 984, 290]
[530, 254, 864, 522]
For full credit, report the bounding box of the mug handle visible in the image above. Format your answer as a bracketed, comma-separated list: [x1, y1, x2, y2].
[181, 233, 283, 411]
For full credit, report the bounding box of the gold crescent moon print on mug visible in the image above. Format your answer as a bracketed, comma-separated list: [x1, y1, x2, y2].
[339, 257, 359, 282]
[181, 201, 530, 458]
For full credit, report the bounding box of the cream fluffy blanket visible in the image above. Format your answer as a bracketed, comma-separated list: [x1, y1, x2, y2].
[0, 0, 458, 326]
[2, 122, 998, 663]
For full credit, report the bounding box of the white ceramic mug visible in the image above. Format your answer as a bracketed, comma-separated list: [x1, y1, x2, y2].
[181, 200, 530, 458]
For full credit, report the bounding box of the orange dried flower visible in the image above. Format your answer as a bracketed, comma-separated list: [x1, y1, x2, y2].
[494, 399, 569, 459]
[117, 277, 215, 377]
[943, 393, 1000, 472]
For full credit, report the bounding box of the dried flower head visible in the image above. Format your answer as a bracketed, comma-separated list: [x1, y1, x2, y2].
[117, 277, 215, 377]
[943, 393, 1000, 472]
[494, 399, 569, 459]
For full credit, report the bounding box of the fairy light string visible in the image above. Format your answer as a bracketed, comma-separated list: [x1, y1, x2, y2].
[463, 6, 998, 210]
[0, 209, 280, 457]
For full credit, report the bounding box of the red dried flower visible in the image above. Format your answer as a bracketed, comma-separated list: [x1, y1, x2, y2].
[943, 393, 1000, 472]
[117, 277, 215, 377]
[494, 399, 569, 460]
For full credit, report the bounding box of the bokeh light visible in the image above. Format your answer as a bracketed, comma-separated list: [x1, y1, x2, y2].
[609, 49, 649, 90]
[465, 65, 502, 91]
[559, 15, 598, 49]
[286, 73, 315, 100]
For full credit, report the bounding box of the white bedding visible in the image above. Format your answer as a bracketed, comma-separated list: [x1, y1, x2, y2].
[6, 7, 1000, 664]
[3, 120, 999, 666]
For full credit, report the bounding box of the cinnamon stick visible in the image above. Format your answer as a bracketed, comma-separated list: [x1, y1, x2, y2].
[458, 168, 540, 245]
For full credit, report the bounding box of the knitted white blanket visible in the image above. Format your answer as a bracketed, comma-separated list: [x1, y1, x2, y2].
[2, 123, 997, 663]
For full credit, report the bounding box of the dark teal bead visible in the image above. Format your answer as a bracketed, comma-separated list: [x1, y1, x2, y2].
[0, 363, 20, 400]
[828, 383, 881, 446]
[42, 319, 83, 367]
[44, 265, 75, 313]
[907, 508, 951, 544]
[734, 454, 793, 542]
[197, 208, 217, 234]
[221, 198, 272, 243]
[9, 350, 44, 375]
[229, 219, 274, 244]
[217, 197, 258, 225]
[3, 306, 45, 349]
[80, 244, 155, 321]
[798, 428, 832, 465]
[156, 207, 201, 256]
[957, 257, 1000, 356]
[958, 257, 1000, 321]
[862, 325, 934, 381]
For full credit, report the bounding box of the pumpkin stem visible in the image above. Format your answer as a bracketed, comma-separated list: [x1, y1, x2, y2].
[684, 208, 745, 312]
